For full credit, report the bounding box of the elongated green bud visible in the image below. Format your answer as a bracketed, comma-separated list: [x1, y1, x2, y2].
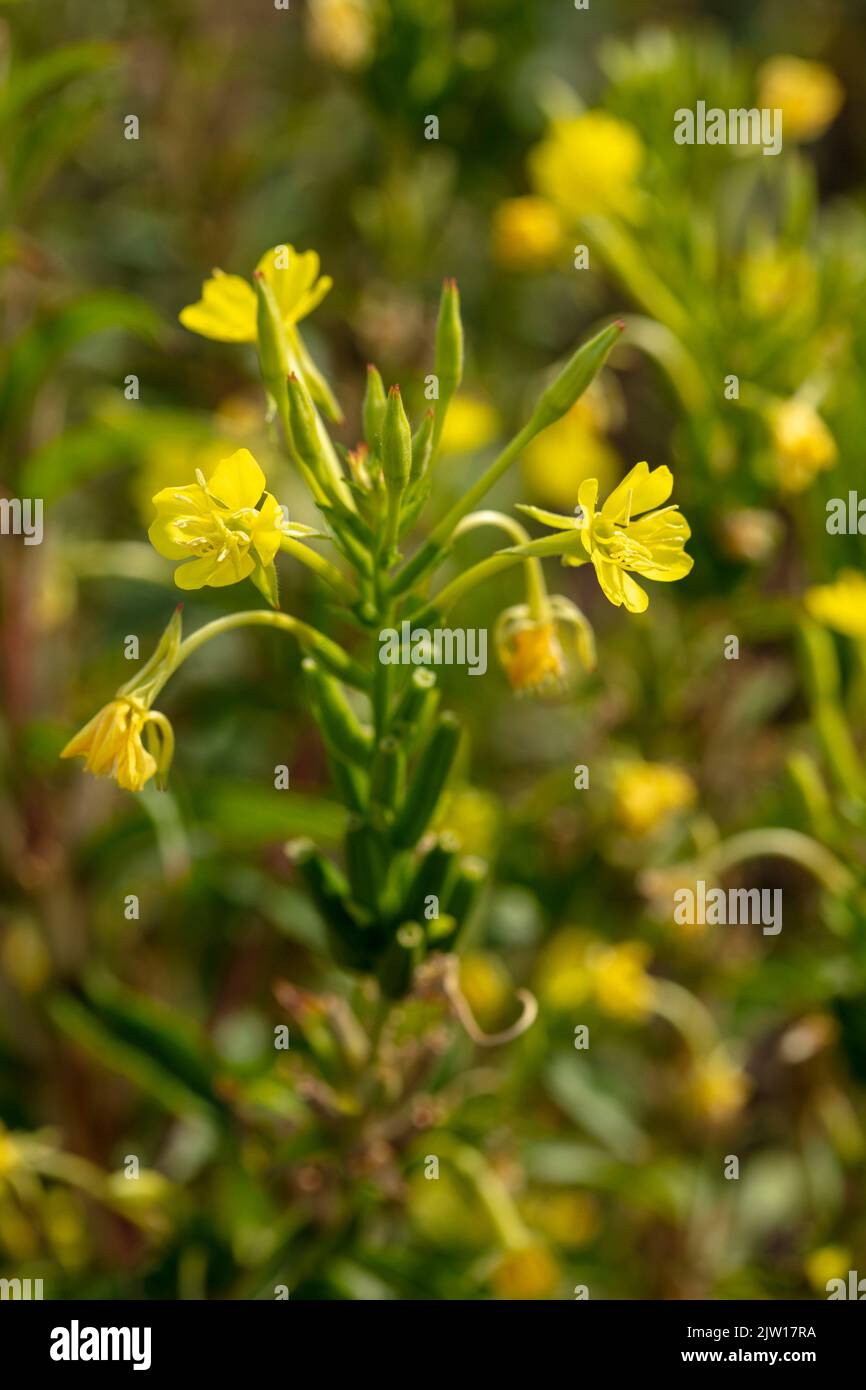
[345, 815, 389, 911]
[410, 409, 435, 484]
[363, 364, 388, 452]
[254, 271, 289, 399]
[393, 711, 461, 849]
[286, 372, 326, 470]
[382, 385, 412, 491]
[378, 921, 425, 999]
[527, 320, 623, 436]
[402, 832, 460, 922]
[434, 278, 463, 397]
[301, 658, 372, 765]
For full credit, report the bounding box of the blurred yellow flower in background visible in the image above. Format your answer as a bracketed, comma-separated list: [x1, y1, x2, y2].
[521, 1190, 599, 1250]
[740, 246, 817, 320]
[459, 952, 514, 1032]
[686, 1051, 750, 1123]
[491, 1243, 560, 1299]
[758, 56, 844, 142]
[536, 928, 594, 1010]
[434, 785, 501, 858]
[61, 697, 173, 793]
[770, 399, 837, 493]
[180, 244, 332, 343]
[613, 759, 697, 836]
[529, 112, 644, 221]
[438, 393, 500, 456]
[805, 571, 866, 639]
[588, 941, 655, 1022]
[491, 195, 564, 270]
[520, 398, 619, 511]
[804, 1244, 852, 1295]
[307, 0, 375, 71]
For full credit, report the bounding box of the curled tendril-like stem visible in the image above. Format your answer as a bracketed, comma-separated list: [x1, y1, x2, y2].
[418, 954, 539, 1047]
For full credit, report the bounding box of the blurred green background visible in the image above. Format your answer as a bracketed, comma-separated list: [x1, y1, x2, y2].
[1, 0, 866, 1300]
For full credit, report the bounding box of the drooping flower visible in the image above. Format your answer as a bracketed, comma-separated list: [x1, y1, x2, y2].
[495, 595, 595, 695]
[613, 759, 697, 836]
[148, 448, 301, 595]
[805, 571, 866, 639]
[516, 461, 693, 613]
[61, 697, 174, 792]
[758, 56, 844, 142]
[528, 112, 644, 222]
[770, 398, 837, 494]
[179, 244, 332, 343]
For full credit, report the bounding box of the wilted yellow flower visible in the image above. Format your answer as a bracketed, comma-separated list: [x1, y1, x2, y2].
[521, 399, 619, 511]
[491, 196, 563, 270]
[770, 399, 837, 493]
[613, 759, 696, 836]
[518, 462, 693, 614]
[529, 112, 643, 221]
[686, 1051, 750, 1123]
[495, 595, 595, 694]
[536, 928, 594, 1011]
[588, 941, 654, 1022]
[805, 1245, 851, 1295]
[758, 56, 844, 142]
[148, 449, 287, 592]
[307, 0, 375, 71]
[492, 1243, 560, 1299]
[179, 244, 332, 343]
[805, 571, 866, 639]
[438, 393, 500, 456]
[61, 697, 173, 793]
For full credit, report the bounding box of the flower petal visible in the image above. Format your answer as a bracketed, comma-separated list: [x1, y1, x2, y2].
[251, 492, 283, 566]
[206, 449, 266, 511]
[179, 270, 257, 342]
[602, 462, 673, 522]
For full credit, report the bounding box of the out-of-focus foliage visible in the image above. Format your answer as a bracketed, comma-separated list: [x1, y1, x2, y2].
[2, 0, 866, 1300]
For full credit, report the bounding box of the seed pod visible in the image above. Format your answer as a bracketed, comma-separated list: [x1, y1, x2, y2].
[344, 814, 389, 912]
[378, 921, 425, 999]
[287, 839, 375, 971]
[301, 658, 372, 765]
[363, 364, 388, 453]
[371, 735, 405, 811]
[402, 832, 460, 923]
[382, 385, 412, 492]
[392, 711, 461, 849]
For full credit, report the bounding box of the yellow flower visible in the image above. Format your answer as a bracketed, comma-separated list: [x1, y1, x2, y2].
[518, 461, 693, 614]
[758, 56, 844, 142]
[535, 928, 594, 1011]
[521, 1190, 598, 1250]
[587, 941, 654, 1022]
[528, 112, 643, 221]
[770, 399, 837, 493]
[433, 785, 501, 858]
[613, 759, 696, 836]
[805, 1245, 851, 1295]
[491, 196, 563, 270]
[61, 697, 173, 793]
[459, 953, 513, 1031]
[438, 393, 500, 456]
[179, 244, 332, 343]
[805, 571, 866, 639]
[686, 1051, 750, 1124]
[148, 449, 288, 592]
[521, 399, 619, 511]
[495, 595, 595, 694]
[307, 0, 375, 71]
[491, 1243, 560, 1300]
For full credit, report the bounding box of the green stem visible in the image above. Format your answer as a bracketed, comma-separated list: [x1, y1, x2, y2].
[173, 610, 370, 690]
[451, 510, 548, 620]
[279, 535, 357, 603]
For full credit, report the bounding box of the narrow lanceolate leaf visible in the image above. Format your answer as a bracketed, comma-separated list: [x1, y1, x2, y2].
[393, 711, 462, 849]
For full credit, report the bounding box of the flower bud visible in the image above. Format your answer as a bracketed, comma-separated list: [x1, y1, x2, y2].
[363, 364, 387, 452]
[528, 320, 623, 437]
[381, 385, 412, 492]
[434, 278, 463, 398]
